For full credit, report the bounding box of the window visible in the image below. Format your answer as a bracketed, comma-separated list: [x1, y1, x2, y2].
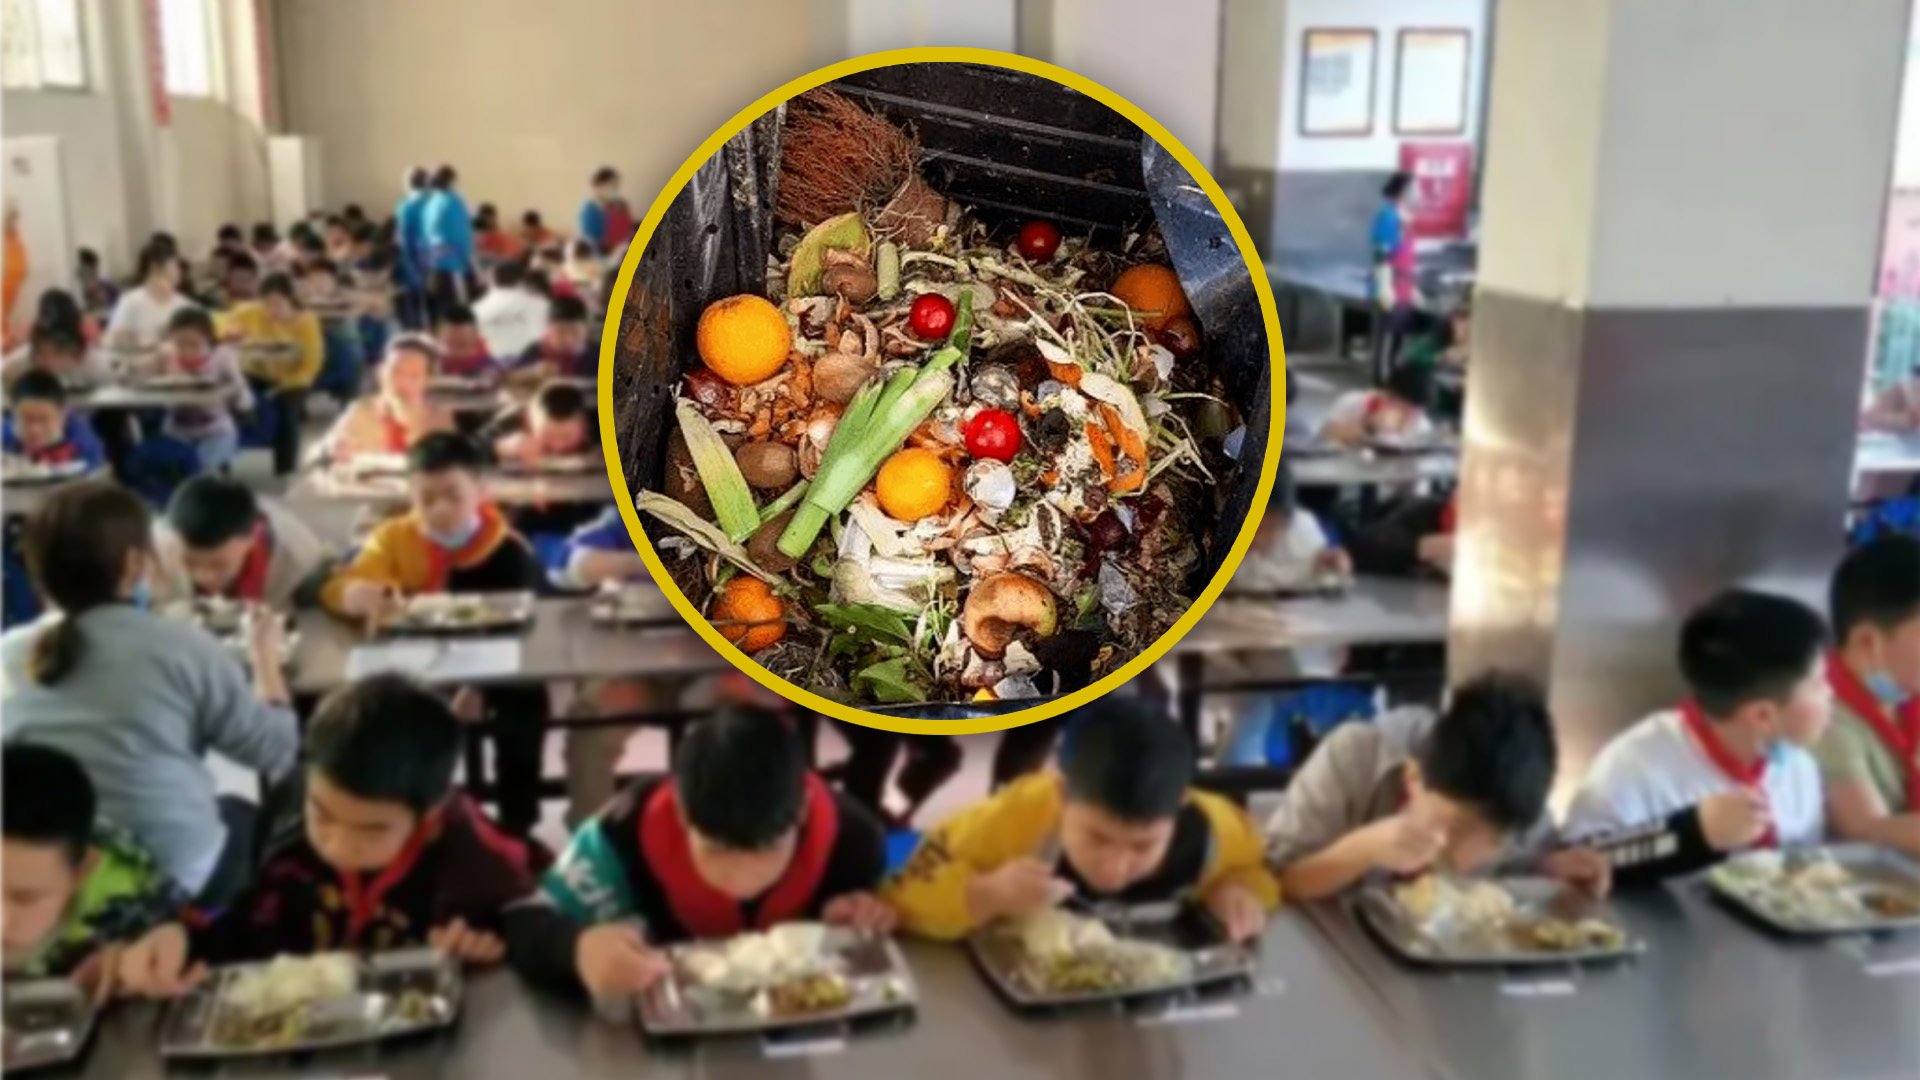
[159, 0, 216, 98]
[2, 0, 88, 90]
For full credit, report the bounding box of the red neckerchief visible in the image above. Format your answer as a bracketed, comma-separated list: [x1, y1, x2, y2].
[1439, 497, 1458, 535]
[420, 503, 508, 593]
[220, 520, 274, 602]
[639, 774, 839, 938]
[1679, 698, 1777, 848]
[378, 400, 411, 453]
[340, 805, 446, 945]
[25, 441, 76, 465]
[1826, 652, 1920, 812]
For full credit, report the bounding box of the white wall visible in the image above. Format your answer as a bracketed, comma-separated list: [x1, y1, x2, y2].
[1278, 0, 1488, 172]
[0, 0, 273, 275]
[845, 0, 1016, 56]
[1892, 16, 1920, 188]
[1048, 0, 1223, 167]
[274, 0, 816, 233]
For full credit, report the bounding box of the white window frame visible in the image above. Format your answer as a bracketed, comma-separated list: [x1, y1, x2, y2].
[158, 0, 221, 100]
[2, 0, 90, 92]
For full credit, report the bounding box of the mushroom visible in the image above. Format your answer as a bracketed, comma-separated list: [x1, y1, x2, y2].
[820, 263, 878, 305]
[735, 441, 797, 490]
[812, 351, 879, 404]
[746, 512, 798, 574]
[960, 573, 1059, 659]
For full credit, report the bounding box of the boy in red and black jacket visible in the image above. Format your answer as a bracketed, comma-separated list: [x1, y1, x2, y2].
[504, 709, 892, 999]
[116, 674, 540, 995]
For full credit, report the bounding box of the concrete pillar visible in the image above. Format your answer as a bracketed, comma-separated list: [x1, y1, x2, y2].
[1454, 0, 1910, 796]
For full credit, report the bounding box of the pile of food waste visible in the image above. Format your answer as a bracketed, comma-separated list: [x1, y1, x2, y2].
[634, 88, 1251, 707]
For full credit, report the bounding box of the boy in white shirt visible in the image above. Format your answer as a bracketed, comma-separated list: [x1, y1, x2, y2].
[1565, 589, 1832, 884]
[471, 261, 549, 361]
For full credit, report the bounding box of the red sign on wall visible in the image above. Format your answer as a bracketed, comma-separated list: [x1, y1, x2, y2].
[143, 0, 170, 126]
[1398, 141, 1472, 239]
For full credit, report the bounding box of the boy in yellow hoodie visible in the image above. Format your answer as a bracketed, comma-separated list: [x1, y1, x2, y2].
[886, 698, 1278, 943]
[219, 272, 322, 475]
[320, 431, 551, 836]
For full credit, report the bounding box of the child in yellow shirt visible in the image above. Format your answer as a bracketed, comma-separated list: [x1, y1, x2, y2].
[885, 698, 1278, 943]
[219, 273, 322, 476]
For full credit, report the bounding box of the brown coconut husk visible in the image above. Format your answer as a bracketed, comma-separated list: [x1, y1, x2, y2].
[777, 88, 952, 238]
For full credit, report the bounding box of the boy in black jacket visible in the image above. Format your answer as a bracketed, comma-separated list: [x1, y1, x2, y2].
[505, 709, 891, 999]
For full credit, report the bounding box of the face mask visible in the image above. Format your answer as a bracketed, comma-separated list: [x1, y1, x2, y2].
[425, 516, 482, 551]
[129, 577, 152, 611]
[1866, 670, 1908, 706]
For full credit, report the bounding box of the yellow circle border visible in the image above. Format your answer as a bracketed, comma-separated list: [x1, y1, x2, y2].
[596, 46, 1288, 736]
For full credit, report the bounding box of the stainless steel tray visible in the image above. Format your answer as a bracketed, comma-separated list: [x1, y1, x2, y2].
[967, 908, 1255, 1008]
[636, 927, 915, 1037]
[1707, 844, 1920, 937]
[588, 588, 676, 626]
[1224, 573, 1356, 601]
[128, 373, 221, 391]
[3, 979, 97, 1074]
[1356, 877, 1645, 968]
[0, 460, 90, 486]
[383, 592, 537, 636]
[159, 949, 460, 1060]
[499, 454, 597, 476]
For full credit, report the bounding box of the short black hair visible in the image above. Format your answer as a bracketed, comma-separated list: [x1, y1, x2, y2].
[1832, 535, 1920, 644]
[305, 674, 460, 814]
[439, 302, 477, 327]
[166, 474, 261, 549]
[522, 210, 544, 227]
[30, 325, 84, 358]
[260, 272, 299, 301]
[1382, 172, 1413, 200]
[1386, 363, 1435, 410]
[136, 240, 174, 281]
[217, 223, 242, 243]
[288, 222, 318, 245]
[167, 306, 215, 340]
[225, 250, 259, 275]
[76, 247, 100, 269]
[673, 708, 806, 848]
[549, 293, 588, 324]
[406, 167, 428, 191]
[592, 166, 618, 186]
[407, 431, 486, 475]
[323, 215, 346, 232]
[149, 231, 179, 256]
[1418, 672, 1556, 833]
[3, 744, 95, 862]
[431, 165, 457, 189]
[343, 203, 366, 222]
[525, 269, 554, 297]
[1060, 696, 1193, 821]
[490, 260, 526, 289]
[251, 222, 278, 245]
[304, 257, 340, 280]
[11, 369, 67, 407]
[567, 238, 596, 260]
[533, 381, 588, 422]
[1680, 589, 1827, 716]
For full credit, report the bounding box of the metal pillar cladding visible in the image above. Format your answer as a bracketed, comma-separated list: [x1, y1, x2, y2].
[1449, 0, 1911, 801]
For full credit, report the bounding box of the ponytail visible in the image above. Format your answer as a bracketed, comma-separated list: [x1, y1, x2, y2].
[20, 481, 154, 687]
[26, 618, 85, 687]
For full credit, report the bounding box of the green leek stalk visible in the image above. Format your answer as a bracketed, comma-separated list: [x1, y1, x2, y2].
[675, 401, 760, 541]
[776, 292, 974, 558]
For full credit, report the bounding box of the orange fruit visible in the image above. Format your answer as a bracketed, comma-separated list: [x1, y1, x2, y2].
[710, 576, 786, 652]
[1110, 264, 1190, 330]
[875, 447, 952, 520]
[696, 295, 793, 386]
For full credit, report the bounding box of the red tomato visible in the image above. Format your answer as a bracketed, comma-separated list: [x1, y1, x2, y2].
[908, 294, 956, 340]
[964, 408, 1022, 462]
[1016, 220, 1062, 262]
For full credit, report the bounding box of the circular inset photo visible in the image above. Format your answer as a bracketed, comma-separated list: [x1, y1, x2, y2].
[600, 48, 1283, 734]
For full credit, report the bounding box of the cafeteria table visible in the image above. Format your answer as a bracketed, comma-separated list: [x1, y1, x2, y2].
[67, 914, 1433, 1080]
[64, 381, 235, 412]
[1289, 447, 1459, 489]
[1, 468, 111, 516]
[1165, 577, 1451, 739]
[284, 464, 614, 507]
[1853, 430, 1920, 476]
[1303, 882, 1920, 1080]
[289, 596, 723, 695]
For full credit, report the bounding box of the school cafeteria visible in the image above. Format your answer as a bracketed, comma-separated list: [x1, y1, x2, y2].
[2, 3, 1920, 1080]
